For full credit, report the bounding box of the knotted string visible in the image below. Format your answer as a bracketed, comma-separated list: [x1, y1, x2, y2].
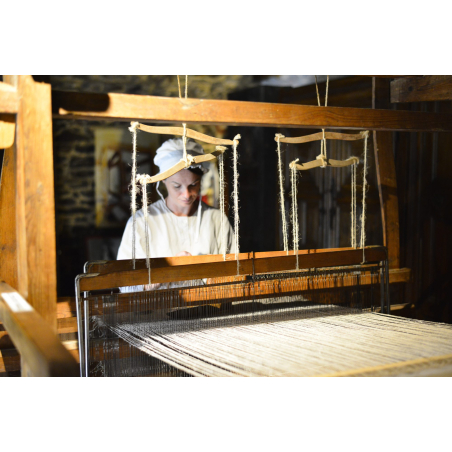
[232, 134, 241, 275]
[290, 159, 300, 270]
[360, 132, 369, 263]
[128, 121, 139, 269]
[218, 153, 226, 260]
[276, 134, 289, 254]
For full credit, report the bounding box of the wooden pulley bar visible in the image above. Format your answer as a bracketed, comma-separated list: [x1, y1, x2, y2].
[137, 123, 235, 146]
[136, 145, 227, 184]
[290, 155, 360, 171]
[275, 130, 369, 144]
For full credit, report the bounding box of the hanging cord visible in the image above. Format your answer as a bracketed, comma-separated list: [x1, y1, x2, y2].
[128, 121, 139, 269]
[360, 132, 369, 263]
[290, 159, 300, 270]
[177, 75, 189, 164]
[232, 134, 241, 275]
[218, 153, 226, 260]
[276, 134, 289, 254]
[351, 161, 357, 248]
[315, 75, 329, 166]
[136, 175, 152, 285]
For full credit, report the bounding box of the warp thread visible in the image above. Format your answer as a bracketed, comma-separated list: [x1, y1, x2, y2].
[276, 134, 289, 254]
[360, 132, 369, 263]
[218, 153, 226, 260]
[232, 134, 241, 274]
[128, 121, 139, 269]
[290, 159, 300, 270]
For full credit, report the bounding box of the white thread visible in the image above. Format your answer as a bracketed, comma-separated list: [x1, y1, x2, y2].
[182, 123, 188, 163]
[137, 174, 151, 285]
[351, 162, 357, 248]
[360, 132, 369, 262]
[109, 312, 452, 377]
[128, 121, 139, 269]
[218, 153, 226, 260]
[276, 134, 289, 254]
[232, 134, 241, 274]
[290, 159, 300, 270]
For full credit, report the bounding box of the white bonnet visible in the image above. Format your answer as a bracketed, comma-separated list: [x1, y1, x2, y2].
[154, 138, 208, 175]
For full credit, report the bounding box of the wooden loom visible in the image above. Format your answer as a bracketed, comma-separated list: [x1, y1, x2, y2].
[2, 75, 452, 376]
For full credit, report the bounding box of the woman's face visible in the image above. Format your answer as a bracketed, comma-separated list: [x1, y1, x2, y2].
[163, 169, 202, 209]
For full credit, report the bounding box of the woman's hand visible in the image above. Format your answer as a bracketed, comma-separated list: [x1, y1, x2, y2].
[175, 251, 192, 257]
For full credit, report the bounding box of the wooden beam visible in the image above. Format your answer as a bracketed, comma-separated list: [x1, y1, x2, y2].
[0, 82, 19, 114]
[0, 114, 15, 148]
[0, 282, 79, 377]
[372, 78, 400, 269]
[79, 247, 387, 292]
[52, 90, 452, 132]
[0, 142, 18, 289]
[86, 247, 354, 275]
[3, 76, 57, 330]
[391, 75, 452, 103]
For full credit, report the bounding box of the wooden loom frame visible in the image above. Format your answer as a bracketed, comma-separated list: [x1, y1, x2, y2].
[2, 75, 450, 376]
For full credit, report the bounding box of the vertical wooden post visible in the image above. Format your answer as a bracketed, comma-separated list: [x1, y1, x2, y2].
[2, 75, 57, 331]
[0, 141, 18, 288]
[372, 77, 400, 269]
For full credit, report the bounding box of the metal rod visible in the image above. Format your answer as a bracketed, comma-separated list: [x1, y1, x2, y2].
[74, 276, 84, 377]
[385, 259, 391, 314]
[380, 263, 385, 313]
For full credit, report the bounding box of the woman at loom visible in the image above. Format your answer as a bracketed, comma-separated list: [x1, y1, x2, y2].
[117, 138, 235, 290]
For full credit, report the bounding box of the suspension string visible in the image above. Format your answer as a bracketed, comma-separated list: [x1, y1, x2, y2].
[177, 75, 182, 99]
[218, 153, 226, 260]
[128, 121, 139, 269]
[182, 123, 188, 163]
[276, 134, 289, 254]
[139, 179, 151, 285]
[177, 75, 189, 164]
[232, 134, 241, 275]
[290, 159, 300, 270]
[360, 132, 369, 263]
[351, 162, 357, 248]
[315, 75, 330, 163]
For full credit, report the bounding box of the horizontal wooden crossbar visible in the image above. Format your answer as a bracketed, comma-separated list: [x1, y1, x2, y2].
[78, 247, 388, 291]
[85, 247, 359, 274]
[0, 82, 19, 114]
[52, 90, 452, 132]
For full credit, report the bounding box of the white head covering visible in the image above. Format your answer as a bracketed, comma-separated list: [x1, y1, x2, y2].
[153, 139, 205, 241]
[154, 138, 208, 175]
